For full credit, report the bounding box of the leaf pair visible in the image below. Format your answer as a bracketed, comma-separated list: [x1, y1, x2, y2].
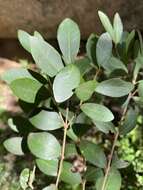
[98, 11, 123, 44]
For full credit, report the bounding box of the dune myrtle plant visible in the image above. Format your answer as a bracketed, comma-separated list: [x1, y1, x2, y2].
[2, 11, 143, 190]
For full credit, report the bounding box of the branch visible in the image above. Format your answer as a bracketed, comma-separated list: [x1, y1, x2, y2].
[55, 109, 69, 188]
[101, 89, 136, 190]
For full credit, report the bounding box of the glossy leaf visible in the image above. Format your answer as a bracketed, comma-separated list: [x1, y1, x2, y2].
[30, 37, 64, 77]
[81, 103, 114, 122]
[96, 168, 122, 190]
[36, 159, 58, 176]
[86, 33, 98, 64]
[53, 64, 80, 102]
[1, 68, 33, 84]
[28, 132, 61, 159]
[93, 121, 116, 134]
[98, 11, 115, 41]
[113, 13, 123, 44]
[4, 137, 24, 155]
[95, 78, 134, 97]
[57, 18, 80, 64]
[74, 57, 92, 76]
[75, 80, 97, 101]
[84, 167, 103, 182]
[79, 140, 107, 168]
[30, 111, 63, 131]
[18, 30, 31, 53]
[10, 78, 42, 103]
[96, 33, 112, 68]
[106, 56, 128, 73]
[120, 108, 138, 135]
[60, 161, 82, 185]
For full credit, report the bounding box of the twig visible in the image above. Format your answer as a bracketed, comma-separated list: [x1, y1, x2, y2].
[101, 88, 136, 190]
[56, 110, 69, 188]
[82, 180, 86, 190]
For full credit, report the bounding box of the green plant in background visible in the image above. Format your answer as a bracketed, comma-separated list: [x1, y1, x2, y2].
[1, 11, 143, 190]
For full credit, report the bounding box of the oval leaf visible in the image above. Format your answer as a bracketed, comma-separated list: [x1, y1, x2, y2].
[96, 168, 122, 190]
[120, 107, 138, 135]
[60, 161, 82, 185]
[4, 137, 24, 155]
[1, 68, 34, 84]
[57, 18, 80, 64]
[93, 121, 116, 134]
[113, 13, 123, 44]
[18, 30, 31, 53]
[10, 78, 42, 103]
[75, 80, 97, 101]
[96, 33, 112, 68]
[30, 111, 63, 131]
[86, 33, 98, 64]
[95, 78, 134, 97]
[30, 37, 64, 77]
[28, 132, 61, 159]
[36, 159, 58, 176]
[79, 140, 107, 168]
[81, 103, 114, 122]
[53, 64, 80, 103]
[98, 11, 115, 41]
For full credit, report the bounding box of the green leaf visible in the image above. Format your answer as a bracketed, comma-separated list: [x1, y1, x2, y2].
[1, 68, 33, 84]
[18, 30, 31, 53]
[30, 36, 64, 77]
[81, 103, 114, 122]
[84, 167, 103, 182]
[112, 154, 129, 169]
[133, 54, 143, 79]
[106, 57, 128, 73]
[113, 13, 123, 44]
[42, 184, 57, 190]
[53, 64, 80, 102]
[36, 159, 58, 176]
[126, 30, 135, 53]
[95, 78, 134, 97]
[93, 121, 116, 134]
[86, 33, 98, 64]
[96, 168, 122, 190]
[120, 108, 138, 135]
[10, 78, 42, 103]
[79, 140, 107, 168]
[4, 137, 24, 155]
[34, 31, 44, 40]
[20, 168, 30, 190]
[8, 118, 19, 133]
[96, 33, 112, 68]
[65, 143, 78, 158]
[28, 132, 61, 159]
[30, 111, 63, 131]
[98, 11, 115, 41]
[75, 80, 97, 101]
[57, 18, 80, 64]
[74, 57, 92, 76]
[60, 161, 82, 185]
[138, 80, 143, 98]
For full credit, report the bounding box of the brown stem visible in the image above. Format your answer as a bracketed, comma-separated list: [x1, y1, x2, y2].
[101, 131, 119, 190]
[56, 111, 69, 188]
[101, 89, 136, 190]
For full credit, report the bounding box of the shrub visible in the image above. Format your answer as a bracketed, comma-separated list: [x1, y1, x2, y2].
[2, 11, 143, 190]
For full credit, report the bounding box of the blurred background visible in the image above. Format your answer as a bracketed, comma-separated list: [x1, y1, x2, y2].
[0, 1, 143, 190]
